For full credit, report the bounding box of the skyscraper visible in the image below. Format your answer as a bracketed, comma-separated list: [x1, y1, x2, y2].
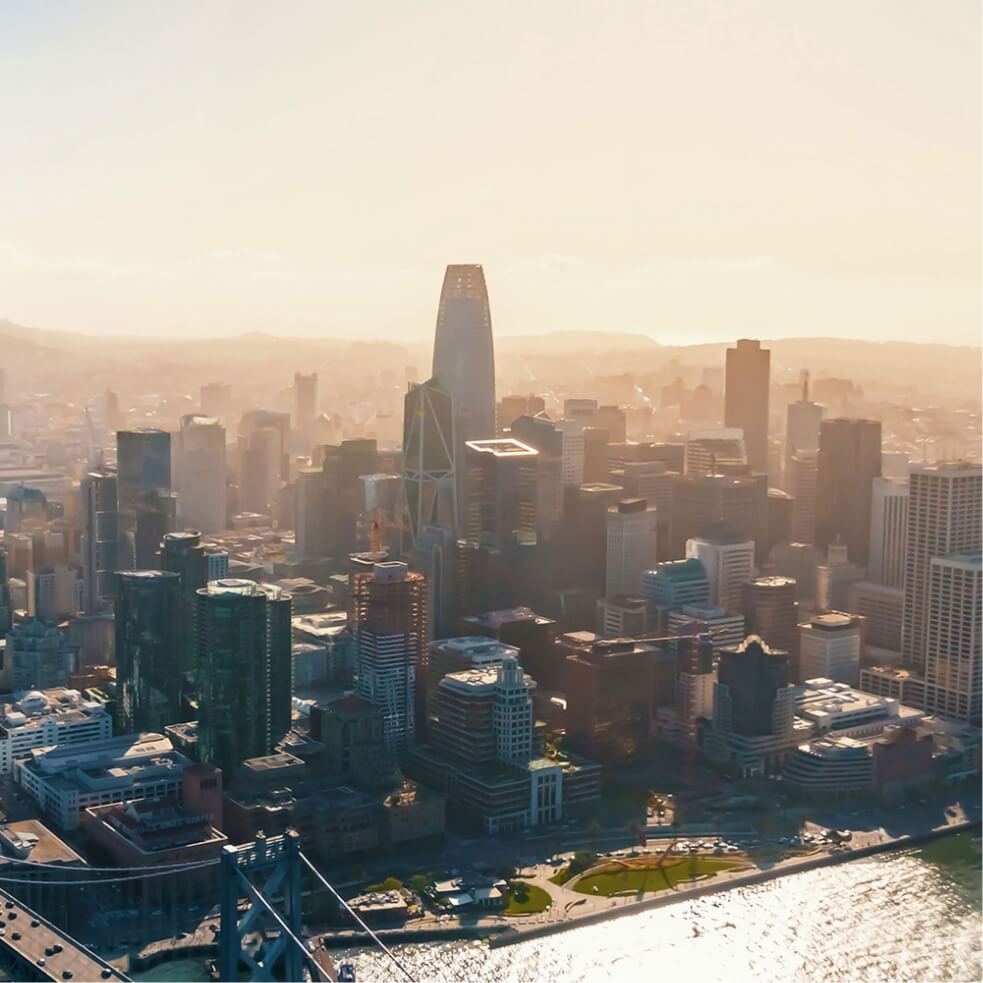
[462, 438, 539, 550]
[134, 490, 177, 568]
[786, 450, 818, 544]
[868, 477, 908, 588]
[352, 561, 426, 754]
[116, 429, 171, 567]
[672, 472, 767, 559]
[605, 498, 658, 596]
[431, 264, 496, 446]
[922, 554, 981, 722]
[686, 523, 755, 613]
[798, 612, 862, 685]
[176, 414, 227, 534]
[293, 371, 318, 453]
[196, 579, 293, 776]
[744, 576, 800, 678]
[901, 463, 982, 671]
[115, 570, 182, 733]
[80, 469, 119, 613]
[714, 637, 791, 737]
[400, 378, 457, 547]
[784, 373, 823, 483]
[161, 531, 210, 682]
[724, 339, 770, 472]
[815, 418, 881, 565]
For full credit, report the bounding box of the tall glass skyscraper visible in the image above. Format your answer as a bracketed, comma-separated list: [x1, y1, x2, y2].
[116, 429, 172, 567]
[115, 570, 182, 733]
[431, 264, 496, 445]
[196, 579, 292, 776]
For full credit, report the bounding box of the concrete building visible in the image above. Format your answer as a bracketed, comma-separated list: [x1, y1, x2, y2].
[80, 469, 118, 613]
[798, 613, 863, 685]
[744, 577, 800, 678]
[672, 471, 767, 560]
[848, 580, 903, 656]
[462, 438, 539, 551]
[15, 732, 194, 831]
[425, 636, 516, 720]
[0, 688, 112, 775]
[176, 414, 227, 534]
[641, 558, 711, 610]
[26, 565, 81, 622]
[815, 418, 881, 565]
[868, 478, 908, 588]
[922, 554, 981, 722]
[4, 619, 75, 692]
[667, 606, 745, 655]
[686, 524, 754, 613]
[901, 463, 982, 671]
[605, 498, 658, 596]
[684, 428, 747, 477]
[787, 450, 818, 545]
[724, 339, 770, 473]
[565, 637, 655, 763]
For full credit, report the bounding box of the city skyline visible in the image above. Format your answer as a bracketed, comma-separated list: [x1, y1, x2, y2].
[1, 1, 979, 344]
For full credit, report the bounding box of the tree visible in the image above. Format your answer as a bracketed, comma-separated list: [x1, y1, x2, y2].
[628, 818, 646, 850]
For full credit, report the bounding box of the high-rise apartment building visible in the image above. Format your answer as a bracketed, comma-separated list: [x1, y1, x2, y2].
[798, 612, 862, 685]
[685, 523, 755, 613]
[786, 450, 819, 545]
[605, 499, 658, 596]
[161, 531, 211, 683]
[115, 570, 182, 733]
[400, 379, 457, 547]
[134, 490, 177, 568]
[922, 554, 981, 722]
[724, 339, 770, 472]
[176, 415, 227, 534]
[80, 469, 118, 613]
[901, 463, 982, 671]
[868, 478, 908, 588]
[196, 579, 293, 775]
[352, 562, 426, 754]
[815, 418, 881, 565]
[431, 264, 496, 445]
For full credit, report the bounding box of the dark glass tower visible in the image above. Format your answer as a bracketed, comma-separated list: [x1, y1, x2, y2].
[115, 570, 182, 733]
[724, 339, 770, 473]
[161, 531, 209, 681]
[196, 579, 293, 775]
[117, 429, 172, 566]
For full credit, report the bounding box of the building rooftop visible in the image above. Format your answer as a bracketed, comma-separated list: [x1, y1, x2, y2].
[0, 688, 107, 736]
[0, 820, 85, 867]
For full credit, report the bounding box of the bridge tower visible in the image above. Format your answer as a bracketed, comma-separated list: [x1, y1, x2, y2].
[219, 829, 306, 982]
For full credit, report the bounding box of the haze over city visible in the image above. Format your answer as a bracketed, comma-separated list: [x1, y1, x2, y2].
[2, 0, 980, 343]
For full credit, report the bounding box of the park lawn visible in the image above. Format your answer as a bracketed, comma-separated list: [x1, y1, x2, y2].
[504, 882, 552, 916]
[548, 867, 572, 886]
[573, 856, 743, 897]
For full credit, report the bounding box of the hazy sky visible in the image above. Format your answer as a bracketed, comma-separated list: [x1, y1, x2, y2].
[1, 1, 979, 344]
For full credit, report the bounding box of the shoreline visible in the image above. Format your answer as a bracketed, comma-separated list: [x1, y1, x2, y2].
[315, 819, 980, 952]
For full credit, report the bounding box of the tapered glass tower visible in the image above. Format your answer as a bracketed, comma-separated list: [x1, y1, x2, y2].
[431, 264, 496, 444]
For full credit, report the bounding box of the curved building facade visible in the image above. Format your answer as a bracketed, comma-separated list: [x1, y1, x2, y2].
[431, 264, 496, 444]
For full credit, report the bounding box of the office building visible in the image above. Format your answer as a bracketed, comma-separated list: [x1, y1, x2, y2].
[672, 472, 767, 560]
[431, 264, 496, 448]
[458, 606, 558, 689]
[509, 414, 566, 538]
[117, 429, 171, 566]
[724, 339, 770, 472]
[0, 688, 112, 775]
[176, 415, 227, 534]
[868, 478, 908, 588]
[608, 460, 674, 559]
[134, 489, 177, 568]
[26, 565, 81, 622]
[4, 620, 74, 692]
[462, 438, 538, 550]
[901, 463, 982, 670]
[605, 498, 658, 596]
[352, 562, 426, 754]
[786, 450, 818, 544]
[425, 636, 516, 720]
[237, 409, 290, 516]
[922, 554, 981, 722]
[295, 467, 330, 557]
[596, 594, 653, 639]
[115, 571, 182, 734]
[400, 378, 458, 547]
[322, 438, 381, 556]
[686, 523, 754, 613]
[80, 469, 118, 613]
[497, 394, 546, 434]
[848, 580, 903, 656]
[0, 547, 11, 638]
[3, 486, 47, 534]
[799, 613, 863, 685]
[14, 732, 194, 831]
[565, 637, 655, 763]
[815, 418, 881, 565]
[160, 530, 213, 686]
[583, 427, 611, 484]
[196, 580, 293, 775]
[714, 637, 791, 736]
[684, 428, 747, 477]
[667, 606, 744, 655]
[641, 558, 711, 610]
[816, 541, 866, 612]
[294, 372, 318, 452]
[744, 577, 799, 677]
[784, 375, 823, 477]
